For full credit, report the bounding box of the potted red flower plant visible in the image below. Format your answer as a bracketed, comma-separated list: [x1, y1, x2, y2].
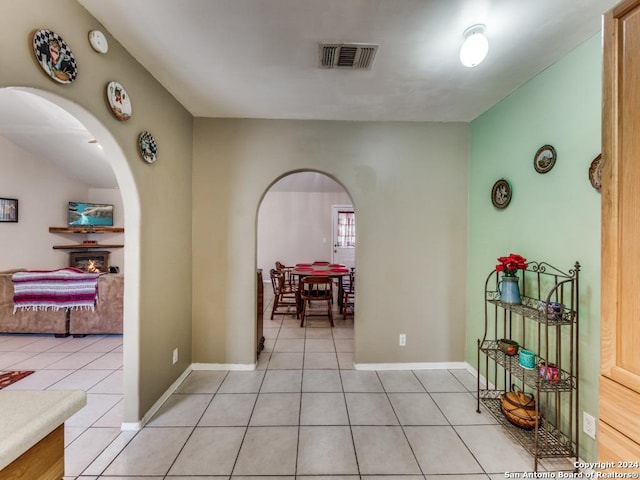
[496, 253, 528, 304]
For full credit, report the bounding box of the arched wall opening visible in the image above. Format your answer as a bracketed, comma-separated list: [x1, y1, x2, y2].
[1, 86, 141, 423]
[256, 169, 356, 362]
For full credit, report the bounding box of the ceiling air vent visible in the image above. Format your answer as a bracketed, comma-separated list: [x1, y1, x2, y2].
[319, 43, 379, 69]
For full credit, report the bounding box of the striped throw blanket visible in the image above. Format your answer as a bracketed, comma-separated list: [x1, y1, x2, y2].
[12, 267, 103, 312]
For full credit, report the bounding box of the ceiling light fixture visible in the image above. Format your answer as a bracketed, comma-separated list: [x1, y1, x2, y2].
[459, 24, 488, 67]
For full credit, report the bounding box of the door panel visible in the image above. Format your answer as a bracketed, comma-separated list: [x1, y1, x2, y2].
[600, 0, 640, 462]
[331, 205, 355, 269]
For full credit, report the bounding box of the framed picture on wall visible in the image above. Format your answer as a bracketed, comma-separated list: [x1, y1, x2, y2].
[0, 198, 18, 222]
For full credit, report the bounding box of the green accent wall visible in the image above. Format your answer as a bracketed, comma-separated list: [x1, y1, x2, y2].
[467, 33, 602, 461]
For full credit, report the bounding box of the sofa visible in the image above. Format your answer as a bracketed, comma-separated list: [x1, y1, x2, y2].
[0, 269, 67, 335]
[69, 273, 123, 335]
[0, 270, 123, 336]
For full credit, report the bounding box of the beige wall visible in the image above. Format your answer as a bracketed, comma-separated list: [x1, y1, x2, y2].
[193, 118, 469, 365]
[257, 190, 352, 274]
[1, 0, 193, 422]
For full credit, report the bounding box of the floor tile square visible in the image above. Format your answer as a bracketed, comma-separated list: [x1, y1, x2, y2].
[304, 352, 338, 369]
[103, 426, 192, 476]
[431, 392, 498, 425]
[305, 327, 333, 339]
[340, 370, 384, 392]
[218, 370, 265, 393]
[378, 371, 425, 392]
[64, 426, 121, 476]
[302, 369, 342, 392]
[168, 426, 245, 476]
[300, 392, 349, 425]
[297, 426, 358, 475]
[261, 369, 302, 392]
[199, 393, 257, 426]
[65, 393, 122, 428]
[334, 338, 355, 352]
[175, 370, 228, 393]
[388, 393, 449, 425]
[233, 426, 298, 475]
[250, 392, 300, 425]
[404, 426, 483, 474]
[345, 393, 398, 425]
[88, 369, 123, 394]
[274, 338, 305, 352]
[337, 352, 355, 369]
[268, 352, 304, 369]
[351, 426, 421, 474]
[277, 327, 306, 339]
[305, 338, 335, 352]
[147, 393, 212, 426]
[414, 369, 468, 392]
[455, 425, 536, 473]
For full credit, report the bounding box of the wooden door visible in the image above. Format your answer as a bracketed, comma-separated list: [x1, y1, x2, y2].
[600, 0, 640, 463]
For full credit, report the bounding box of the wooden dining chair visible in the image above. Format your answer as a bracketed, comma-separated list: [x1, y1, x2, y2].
[269, 268, 299, 319]
[275, 260, 298, 290]
[342, 268, 355, 319]
[299, 275, 334, 327]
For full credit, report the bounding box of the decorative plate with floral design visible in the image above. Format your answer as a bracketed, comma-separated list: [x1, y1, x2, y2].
[106, 81, 132, 121]
[138, 131, 158, 164]
[32, 29, 78, 84]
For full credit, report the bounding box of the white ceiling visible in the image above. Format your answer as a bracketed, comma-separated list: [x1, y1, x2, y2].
[1, 0, 617, 188]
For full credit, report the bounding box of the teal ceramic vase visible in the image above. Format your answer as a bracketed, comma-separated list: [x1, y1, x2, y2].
[498, 275, 521, 304]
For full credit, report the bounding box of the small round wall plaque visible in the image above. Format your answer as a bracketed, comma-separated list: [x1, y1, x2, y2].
[138, 131, 158, 164]
[88, 30, 108, 54]
[533, 145, 557, 174]
[491, 178, 512, 209]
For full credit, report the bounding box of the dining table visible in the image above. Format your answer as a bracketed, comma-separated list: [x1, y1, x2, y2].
[290, 263, 351, 310]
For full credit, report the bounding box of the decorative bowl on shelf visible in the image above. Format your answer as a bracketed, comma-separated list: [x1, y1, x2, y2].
[498, 338, 519, 356]
[538, 301, 563, 320]
[539, 361, 560, 384]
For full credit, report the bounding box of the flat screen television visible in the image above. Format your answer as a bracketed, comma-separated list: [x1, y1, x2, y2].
[68, 202, 114, 227]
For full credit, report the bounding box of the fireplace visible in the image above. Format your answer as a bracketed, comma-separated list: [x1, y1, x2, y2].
[69, 251, 110, 273]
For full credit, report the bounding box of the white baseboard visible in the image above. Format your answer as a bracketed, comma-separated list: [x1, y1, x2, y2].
[355, 361, 468, 370]
[191, 362, 256, 371]
[120, 365, 193, 431]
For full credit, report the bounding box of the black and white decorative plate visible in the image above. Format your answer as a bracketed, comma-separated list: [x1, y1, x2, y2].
[32, 29, 78, 84]
[106, 81, 132, 121]
[491, 179, 512, 209]
[138, 131, 158, 164]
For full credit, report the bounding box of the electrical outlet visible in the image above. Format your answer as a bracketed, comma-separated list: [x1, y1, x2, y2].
[399, 334, 406, 346]
[583, 411, 596, 439]
[172, 348, 178, 365]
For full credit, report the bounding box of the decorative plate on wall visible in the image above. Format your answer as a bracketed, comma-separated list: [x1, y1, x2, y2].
[533, 145, 557, 173]
[106, 81, 132, 121]
[589, 154, 602, 192]
[88, 30, 108, 54]
[138, 131, 158, 164]
[32, 29, 78, 84]
[491, 179, 512, 209]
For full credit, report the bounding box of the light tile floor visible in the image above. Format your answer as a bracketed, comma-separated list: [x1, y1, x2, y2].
[0, 288, 575, 478]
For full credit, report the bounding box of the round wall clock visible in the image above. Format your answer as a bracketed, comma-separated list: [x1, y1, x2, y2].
[32, 29, 78, 84]
[88, 30, 108, 54]
[106, 81, 132, 121]
[589, 154, 602, 192]
[138, 131, 158, 164]
[533, 145, 557, 173]
[491, 179, 512, 209]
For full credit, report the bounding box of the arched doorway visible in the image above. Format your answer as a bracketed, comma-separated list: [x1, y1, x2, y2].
[256, 170, 356, 368]
[0, 86, 140, 424]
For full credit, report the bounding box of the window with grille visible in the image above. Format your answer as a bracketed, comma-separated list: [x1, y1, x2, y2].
[336, 211, 355, 247]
